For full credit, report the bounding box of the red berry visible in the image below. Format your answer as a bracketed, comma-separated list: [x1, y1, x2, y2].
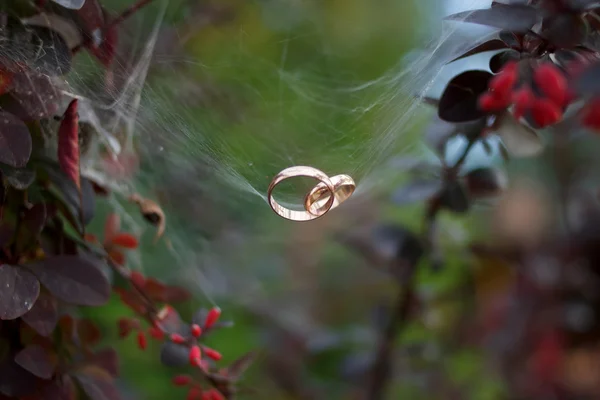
[531, 98, 563, 128]
[172, 374, 192, 386]
[489, 71, 518, 96]
[189, 345, 202, 365]
[191, 324, 202, 338]
[204, 307, 221, 329]
[137, 331, 147, 350]
[533, 63, 568, 107]
[478, 92, 508, 112]
[148, 326, 165, 340]
[130, 271, 146, 288]
[512, 87, 534, 120]
[582, 97, 600, 130]
[204, 348, 222, 361]
[170, 333, 186, 344]
[187, 387, 203, 400]
[112, 233, 139, 249]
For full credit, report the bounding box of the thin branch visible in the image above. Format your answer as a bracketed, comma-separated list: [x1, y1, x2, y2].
[366, 137, 476, 400]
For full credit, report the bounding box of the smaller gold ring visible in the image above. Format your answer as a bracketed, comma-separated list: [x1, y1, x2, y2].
[304, 174, 356, 216]
[267, 166, 335, 221]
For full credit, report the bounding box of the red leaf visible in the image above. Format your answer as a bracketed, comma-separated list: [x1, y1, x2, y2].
[21, 292, 58, 337]
[58, 315, 77, 345]
[114, 288, 147, 314]
[111, 233, 138, 249]
[91, 26, 118, 68]
[14, 344, 57, 379]
[0, 264, 40, 320]
[74, 365, 122, 400]
[117, 318, 138, 339]
[76, 0, 105, 47]
[108, 250, 125, 266]
[137, 331, 147, 350]
[78, 319, 101, 347]
[144, 278, 167, 302]
[57, 99, 80, 189]
[582, 97, 600, 130]
[87, 348, 119, 378]
[103, 213, 120, 244]
[24, 255, 110, 306]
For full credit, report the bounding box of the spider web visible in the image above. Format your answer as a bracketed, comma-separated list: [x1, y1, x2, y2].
[41, 0, 493, 306]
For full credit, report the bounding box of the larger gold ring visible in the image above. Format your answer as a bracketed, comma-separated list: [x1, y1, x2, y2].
[267, 166, 335, 221]
[304, 174, 356, 216]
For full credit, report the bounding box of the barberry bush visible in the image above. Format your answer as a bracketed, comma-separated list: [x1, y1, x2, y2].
[0, 1, 254, 399]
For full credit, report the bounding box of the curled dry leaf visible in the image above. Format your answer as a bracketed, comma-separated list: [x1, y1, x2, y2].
[58, 99, 80, 189]
[128, 194, 166, 243]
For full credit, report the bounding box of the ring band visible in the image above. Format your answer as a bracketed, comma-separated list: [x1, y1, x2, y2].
[304, 174, 356, 216]
[267, 166, 335, 221]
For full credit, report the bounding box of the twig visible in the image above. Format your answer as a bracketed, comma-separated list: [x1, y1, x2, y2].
[366, 138, 476, 400]
[71, 0, 156, 54]
[365, 274, 416, 400]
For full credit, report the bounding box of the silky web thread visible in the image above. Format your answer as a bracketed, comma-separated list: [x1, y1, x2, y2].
[32, 0, 487, 302]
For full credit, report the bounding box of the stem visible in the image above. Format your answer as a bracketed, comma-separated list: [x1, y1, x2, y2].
[108, 0, 155, 30]
[366, 278, 416, 400]
[366, 137, 476, 400]
[71, 0, 156, 54]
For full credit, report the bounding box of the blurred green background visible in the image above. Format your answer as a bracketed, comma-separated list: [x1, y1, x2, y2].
[69, 0, 507, 399]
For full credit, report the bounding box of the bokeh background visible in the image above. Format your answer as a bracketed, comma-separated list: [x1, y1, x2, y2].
[65, 0, 567, 399]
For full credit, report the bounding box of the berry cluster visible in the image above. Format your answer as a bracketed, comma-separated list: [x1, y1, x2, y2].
[478, 61, 570, 128]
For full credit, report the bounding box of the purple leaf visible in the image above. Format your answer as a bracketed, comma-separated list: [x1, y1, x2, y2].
[574, 62, 600, 96]
[0, 165, 36, 190]
[160, 341, 189, 367]
[445, 4, 540, 33]
[88, 348, 119, 378]
[0, 358, 37, 397]
[5, 73, 60, 121]
[438, 70, 492, 123]
[541, 14, 586, 48]
[74, 366, 122, 400]
[465, 168, 507, 198]
[440, 181, 470, 214]
[391, 180, 442, 205]
[490, 50, 521, 73]
[29, 27, 72, 76]
[448, 34, 509, 64]
[51, 0, 86, 9]
[226, 351, 257, 381]
[21, 292, 59, 337]
[38, 375, 77, 400]
[0, 264, 40, 320]
[0, 111, 32, 168]
[14, 345, 57, 379]
[24, 255, 110, 306]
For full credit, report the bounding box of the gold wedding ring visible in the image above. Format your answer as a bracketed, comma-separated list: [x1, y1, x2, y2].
[268, 166, 335, 221]
[304, 174, 356, 216]
[268, 166, 356, 222]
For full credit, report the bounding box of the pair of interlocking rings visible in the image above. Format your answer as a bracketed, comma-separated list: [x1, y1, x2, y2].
[267, 166, 356, 221]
